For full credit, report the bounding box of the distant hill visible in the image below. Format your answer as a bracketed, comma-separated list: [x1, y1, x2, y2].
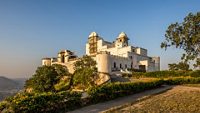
[0, 76, 27, 101]
[0, 76, 19, 91]
[12, 78, 27, 89]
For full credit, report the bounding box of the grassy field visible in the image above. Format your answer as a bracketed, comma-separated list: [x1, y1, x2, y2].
[110, 85, 200, 113]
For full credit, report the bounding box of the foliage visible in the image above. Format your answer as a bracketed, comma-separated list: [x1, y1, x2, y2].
[54, 76, 71, 91]
[73, 68, 97, 89]
[25, 65, 70, 92]
[161, 12, 200, 67]
[168, 62, 190, 71]
[87, 80, 164, 103]
[74, 55, 97, 70]
[87, 76, 200, 103]
[129, 70, 200, 78]
[2, 71, 200, 112]
[73, 55, 97, 89]
[164, 77, 200, 85]
[25, 66, 59, 92]
[52, 64, 71, 79]
[189, 70, 200, 77]
[0, 91, 81, 113]
[0, 101, 9, 112]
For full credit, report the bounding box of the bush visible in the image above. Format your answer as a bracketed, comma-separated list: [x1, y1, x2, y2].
[87, 76, 200, 103]
[87, 79, 164, 103]
[165, 77, 200, 85]
[131, 70, 200, 78]
[189, 70, 200, 77]
[0, 91, 81, 113]
[0, 101, 9, 111]
[54, 76, 71, 91]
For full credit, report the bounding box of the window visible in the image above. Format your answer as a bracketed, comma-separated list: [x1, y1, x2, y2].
[125, 64, 127, 68]
[131, 62, 133, 69]
[61, 55, 65, 63]
[114, 62, 116, 68]
[120, 64, 122, 69]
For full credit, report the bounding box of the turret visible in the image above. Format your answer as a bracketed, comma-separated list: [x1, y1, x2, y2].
[115, 32, 129, 48]
[42, 58, 51, 66]
[88, 32, 100, 55]
[57, 50, 77, 63]
[96, 51, 111, 73]
[152, 57, 160, 71]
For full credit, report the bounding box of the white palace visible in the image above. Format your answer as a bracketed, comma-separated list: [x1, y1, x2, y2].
[42, 32, 160, 75]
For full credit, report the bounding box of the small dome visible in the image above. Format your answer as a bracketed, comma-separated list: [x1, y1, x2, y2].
[89, 32, 98, 37]
[118, 32, 127, 38]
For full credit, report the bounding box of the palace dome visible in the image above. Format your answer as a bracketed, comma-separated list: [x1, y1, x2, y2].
[118, 32, 127, 38]
[89, 32, 98, 37]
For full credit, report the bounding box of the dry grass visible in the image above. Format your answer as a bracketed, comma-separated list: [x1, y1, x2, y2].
[183, 84, 200, 87]
[112, 85, 200, 113]
[130, 78, 159, 83]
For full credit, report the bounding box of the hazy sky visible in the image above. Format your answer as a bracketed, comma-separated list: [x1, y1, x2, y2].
[0, 0, 199, 78]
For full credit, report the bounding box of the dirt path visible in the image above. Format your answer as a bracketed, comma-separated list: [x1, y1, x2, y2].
[68, 85, 173, 113]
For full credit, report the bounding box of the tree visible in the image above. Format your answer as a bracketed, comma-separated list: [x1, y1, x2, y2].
[168, 62, 189, 71]
[52, 64, 72, 91]
[54, 76, 71, 91]
[52, 64, 70, 77]
[25, 65, 71, 92]
[74, 55, 97, 70]
[168, 63, 179, 71]
[73, 55, 97, 89]
[161, 12, 200, 68]
[25, 66, 59, 92]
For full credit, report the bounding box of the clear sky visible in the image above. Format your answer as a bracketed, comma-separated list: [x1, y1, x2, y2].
[0, 0, 199, 78]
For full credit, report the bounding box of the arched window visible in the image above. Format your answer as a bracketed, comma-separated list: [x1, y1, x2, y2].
[114, 62, 116, 68]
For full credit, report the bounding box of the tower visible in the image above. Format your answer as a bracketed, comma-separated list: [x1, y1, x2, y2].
[152, 57, 160, 71]
[42, 58, 51, 66]
[57, 50, 77, 63]
[88, 32, 100, 56]
[115, 32, 129, 48]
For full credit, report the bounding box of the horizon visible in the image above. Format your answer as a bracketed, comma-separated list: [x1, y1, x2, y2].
[0, 0, 200, 78]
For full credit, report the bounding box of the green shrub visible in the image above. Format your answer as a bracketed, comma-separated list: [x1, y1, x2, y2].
[87, 77, 200, 103]
[87, 79, 164, 103]
[0, 91, 81, 113]
[0, 101, 9, 111]
[131, 70, 196, 78]
[54, 76, 71, 91]
[189, 70, 200, 77]
[165, 77, 200, 85]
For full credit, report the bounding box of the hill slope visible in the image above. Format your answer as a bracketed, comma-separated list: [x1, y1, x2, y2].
[0, 76, 19, 91]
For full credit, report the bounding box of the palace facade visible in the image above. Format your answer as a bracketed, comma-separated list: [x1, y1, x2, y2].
[42, 32, 160, 75]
